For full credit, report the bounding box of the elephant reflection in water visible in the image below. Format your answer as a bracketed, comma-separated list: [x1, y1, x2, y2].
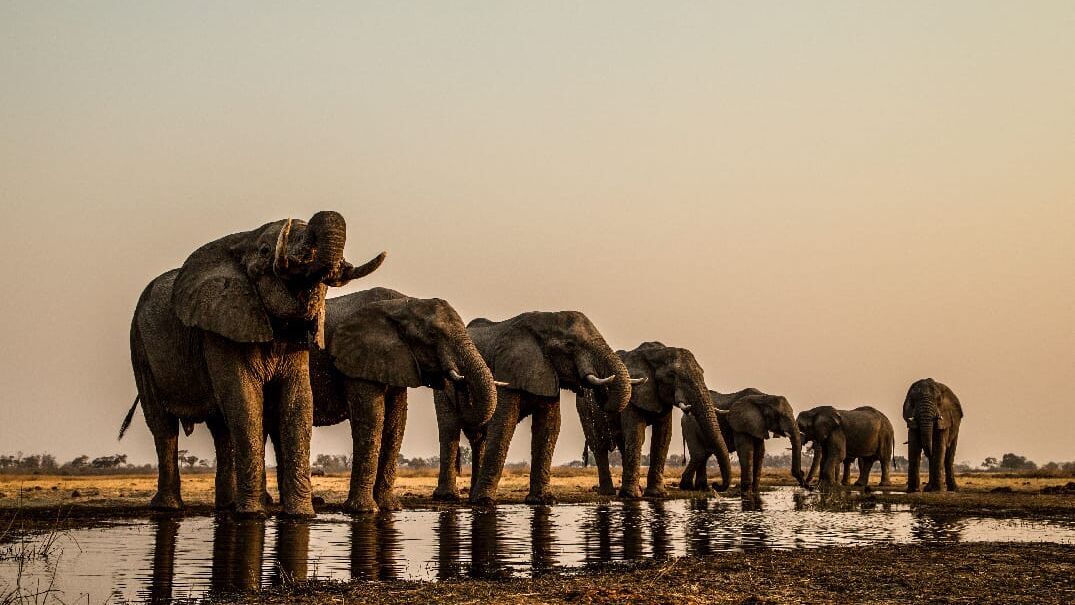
[911, 511, 965, 543]
[211, 518, 266, 594]
[436, 510, 465, 580]
[584, 504, 615, 565]
[530, 506, 556, 575]
[684, 499, 714, 558]
[620, 501, 673, 561]
[146, 518, 180, 604]
[271, 519, 311, 586]
[349, 513, 401, 581]
[469, 508, 509, 579]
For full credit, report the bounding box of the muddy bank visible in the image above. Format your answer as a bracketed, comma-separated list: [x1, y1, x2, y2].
[215, 542, 1074, 605]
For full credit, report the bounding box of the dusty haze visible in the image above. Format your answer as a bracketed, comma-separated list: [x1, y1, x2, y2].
[1, 3, 1072, 469]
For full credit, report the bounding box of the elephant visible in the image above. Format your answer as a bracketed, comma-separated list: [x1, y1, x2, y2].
[122, 211, 386, 517]
[580, 342, 733, 499]
[306, 287, 498, 513]
[679, 388, 805, 495]
[903, 378, 963, 492]
[797, 405, 894, 489]
[465, 311, 638, 505]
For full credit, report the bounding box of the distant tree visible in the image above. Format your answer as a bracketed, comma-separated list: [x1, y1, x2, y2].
[181, 453, 199, 469]
[892, 456, 908, 471]
[199, 459, 213, 469]
[68, 455, 90, 469]
[998, 453, 1036, 472]
[91, 454, 128, 469]
[459, 446, 473, 468]
[982, 457, 999, 471]
[313, 454, 351, 473]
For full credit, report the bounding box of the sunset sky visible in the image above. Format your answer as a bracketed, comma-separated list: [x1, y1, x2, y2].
[1, 2, 1072, 469]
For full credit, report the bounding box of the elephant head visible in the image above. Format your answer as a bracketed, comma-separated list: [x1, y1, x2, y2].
[327, 291, 498, 426]
[471, 311, 636, 413]
[721, 394, 805, 487]
[172, 211, 386, 345]
[619, 342, 732, 491]
[903, 378, 945, 458]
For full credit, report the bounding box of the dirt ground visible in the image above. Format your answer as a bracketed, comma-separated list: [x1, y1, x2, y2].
[223, 542, 1075, 605]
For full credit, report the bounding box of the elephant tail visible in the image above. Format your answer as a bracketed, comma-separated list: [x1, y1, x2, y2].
[118, 395, 140, 440]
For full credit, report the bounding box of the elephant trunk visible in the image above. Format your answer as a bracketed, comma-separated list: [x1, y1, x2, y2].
[788, 421, 805, 486]
[915, 394, 937, 458]
[578, 348, 632, 413]
[304, 211, 348, 275]
[452, 336, 498, 427]
[692, 387, 732, 492]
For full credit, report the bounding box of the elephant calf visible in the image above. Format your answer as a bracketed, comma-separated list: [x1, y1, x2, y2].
[680, 388, 805, 496]
[797, 405, 895, 490]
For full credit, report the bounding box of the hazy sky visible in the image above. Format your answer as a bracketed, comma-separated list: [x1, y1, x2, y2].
[2, 2, 1072, 469]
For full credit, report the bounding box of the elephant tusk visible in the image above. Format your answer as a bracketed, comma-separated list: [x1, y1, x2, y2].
[448, 369, 466, 382]
[493, 380, 510, 388]
[674, 401, 692, 412]
[586, 374, 616, 386]
[715, 408, 732, 415]
[629, 376, 648, 385]
[273, 218, 294, 274]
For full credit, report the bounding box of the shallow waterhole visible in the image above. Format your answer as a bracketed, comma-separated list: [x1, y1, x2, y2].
[2, 487, 1073, 602]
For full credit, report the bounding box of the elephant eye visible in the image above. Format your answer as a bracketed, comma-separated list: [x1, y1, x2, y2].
[259, 244, 271, 257]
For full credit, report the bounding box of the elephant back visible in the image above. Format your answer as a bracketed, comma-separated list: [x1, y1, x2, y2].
[324, 288, 409, 334]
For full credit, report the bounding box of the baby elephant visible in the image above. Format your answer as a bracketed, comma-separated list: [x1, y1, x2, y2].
[797, 406, 894, 490]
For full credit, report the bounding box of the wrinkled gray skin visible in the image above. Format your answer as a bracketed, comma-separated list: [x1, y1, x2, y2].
[680, 389, 804, 495]
[307, 288, 497, 513]
[903, 378, 963, 492]
[431, 383, 498, 502]
[123, 211, 386, 517]
[602, 342, 733, 499]
[797, 405, 894, 490]
[466, 311, 633, 505]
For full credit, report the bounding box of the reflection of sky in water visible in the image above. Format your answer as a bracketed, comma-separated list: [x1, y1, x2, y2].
[3, 487, 1073, 603]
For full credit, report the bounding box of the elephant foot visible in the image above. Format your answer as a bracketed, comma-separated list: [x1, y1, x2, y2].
[261, 492, 275, 506]
[597, 484, 616, 497]
[343, 497, 379, 515]
[432, 489, 461, 502]
[376, 492, 402, 512]
[644, 486, 667, 499]
[469, 494, 496, 507]
[906, 485, 920, 493]
[525, 492, 557, 505]
[233, 506, 267, 520]
[618, 485, 643, 500]
[946, 483, 959, 492]
[861, 484, 873, 494]
[149, 493, 184, 511]
[878, 480, 894, 488]
[923, 483, 941, 492]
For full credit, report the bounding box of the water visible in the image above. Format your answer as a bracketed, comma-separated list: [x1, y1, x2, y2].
[2, 487, 1072, 603]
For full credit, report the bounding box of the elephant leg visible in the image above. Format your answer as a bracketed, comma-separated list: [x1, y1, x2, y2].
[944, 437, 959, 491]
[906, 432, 922, 493]
[617, 407, 647, 500]
[145, 403, 183, 511]
[678, 454, 699, 490]
[856, 457, 875, 488]
[274, 363, 315, 517]
[526, 399, 560, 504]
[752, 438, 765, 491]
[345, 380, 386, 513]
[433, 412, 462, 502]
[879, 439, 894, 487]
[374, 388, 407, 511]
[805, 446, 821, 486]
[840, 458, 852, 485]
[594, 443, 615, 496]
[205, 353, 266, 517]
[207, 416, 236, 510]
[645, 412, 672, 498]
[695, 454, 710, 490]
[468, 432, 487, 497]
[470, 390, 522, 504]
[737, 439, 755, 496]
[818, 443, 839, 489]
[924, 431, 945, 492]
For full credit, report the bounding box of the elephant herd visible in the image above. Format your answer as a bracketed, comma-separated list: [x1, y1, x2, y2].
[121, 212, 965, 517]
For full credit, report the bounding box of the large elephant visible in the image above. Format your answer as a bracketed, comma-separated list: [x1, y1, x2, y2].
[679, 389, 804, 495]
[306, 287, 498, 513]
[597, 342, 733, 499]
[122, 212, 385, 516]
[903, 378, 963, 492]
[466, 311, 637, 505]
[797, 405, 894, 489]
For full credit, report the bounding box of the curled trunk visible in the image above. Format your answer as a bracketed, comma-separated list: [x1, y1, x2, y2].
[579, 348, 632, 413]
[305, 211, 348, 274]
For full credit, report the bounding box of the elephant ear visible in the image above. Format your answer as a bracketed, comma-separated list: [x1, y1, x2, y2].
[172, 239, 273, 343]
[485, 327, 558, 397]
[814, 411, 842, 441]
[622, 353, 660, 413]
[727, 398, 768, 441]
[328, 306, 421, 387]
